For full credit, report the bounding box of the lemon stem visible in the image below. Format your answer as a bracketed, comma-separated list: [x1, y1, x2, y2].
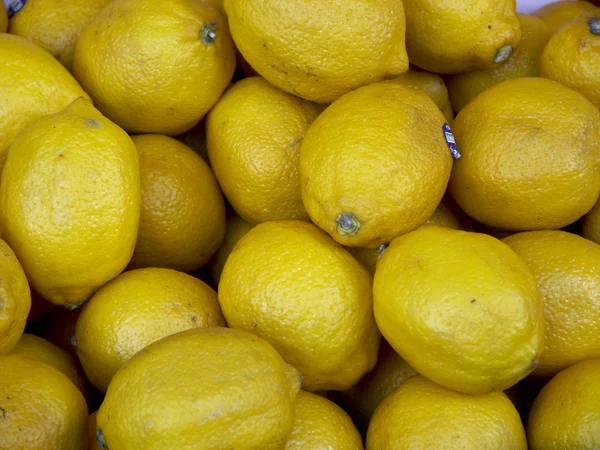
[588, 18, 600, 36]
[377, 244, 388, 260]
[200, 21, 217, 44]
[493, 45, 513, 63]
[337, 213, 361, 237]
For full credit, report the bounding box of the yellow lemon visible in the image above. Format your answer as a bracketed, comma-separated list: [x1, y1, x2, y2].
[208, 213, 254, 285]
[503, 230, 600, 377]
[534, 0, 596, 34]
[97, 327, 302, 450]
[224, 0, 408, 103]
[128, 134, 226, 272]
[0, 98, 140, 307]
[447, 14, 551, 112]
[374, 226, 544, 394]
[343, 340, 418, 432]
[541, 9, 600, 109]
[284, 391, 363, 450]
[75, 267, 225, 392]
[0, 355, 88, 450]
[366, 375, 527, 449]
[73, 0, 236, 135]
[0, 239, 30, 355]
[0, 34, 88, 175]
[381, 68, 454, 122]
[207, 77, 322, 223]
[449, 77, 600, 231]
[219, 220, 379, 391]
[300, 82, 453, 249]
[582, 198, 600, 244]
[8, 0, 112, 70]
[403, 0, 521, 74]
[528, 359, 600, 449]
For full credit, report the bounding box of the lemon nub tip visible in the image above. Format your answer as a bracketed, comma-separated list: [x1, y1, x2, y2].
[493, 45, 513, 63]
[97, 429, 108, 449]
[377, 244, 388, 260]
[201, 21, 217, 44]
[337, 213, 361, 237]
[588, 18, 600, 36]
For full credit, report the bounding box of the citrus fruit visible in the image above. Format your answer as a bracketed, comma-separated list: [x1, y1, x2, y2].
[207, 77, 322, 223]
[300, 82, 453, 249]
[0, 97, 140, 307]
[449, 77, 600, 231]
[97, 327, 301, 450]
[219, 220, 379, 391]
[534, 0, 595, 34]
[374, 226, 544, 394]
[128, 134, 226, 272]
[73, 0, 236, 134]
[224, 0, 408, 103]
[208, 213, 254, 285]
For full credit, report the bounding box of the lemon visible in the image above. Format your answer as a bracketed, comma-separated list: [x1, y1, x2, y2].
[374, 226, 544, 395]
[403, 0, 521, 74]
[224, 0, 408, 103]
[366, 375, 527, 449]
[449, 77, 600, 231]
[75, 267, 225, 392]
[219, 220, 379, 391]
[10, 333, 86, 394]
[541, 9, 600, 109]
[8, 0, 112, 70]
[73, 0, 236, 135]
[208, 213, 254, 285]
[0, 34, 88, 176]
[207, 77, 322, 223]
[582, 198, 600, 244]
[0, 98, 140, 307]
[343, 339, 418, 432]
[0, 355, 88, 450]
[97, 327, 302, 450]
[284, 391, 363, 450]
[528, 359, 600, 449]
[534, 0, 595, 34]
[300, 82, 453, 249]
[381, 68, 454, 122]
[503, 230, 600, 377]
[0, 239, 30, 355]
[128, 134, 226, 272]
[447, 14, 551, 112]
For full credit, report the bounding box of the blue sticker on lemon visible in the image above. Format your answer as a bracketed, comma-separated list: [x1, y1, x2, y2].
[442, 123, 461, 159]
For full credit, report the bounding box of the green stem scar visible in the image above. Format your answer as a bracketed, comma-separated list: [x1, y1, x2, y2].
[200, 21, 217, 44]
[493, 45, 513, 63]
[337, 213, 361, 237]
[97, 429, 108, 449]
[588, 18, 600, 36]
[377, 244, 388, 261]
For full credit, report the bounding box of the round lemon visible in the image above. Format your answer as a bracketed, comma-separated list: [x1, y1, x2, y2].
[128, 134, 226, 272]
[366, 375, 527, 449]
[533, 0, 595, 34]
[8, 0, 113, 70]
[0, 34, 88, 175]
[447, 14, 551, 112]
[0, 239, 30, 355]
[503, 230, 600, 377]
[374, 226, 544, 395]
[75, 267, 225, 392]
[208, 213, 254, 285]
[541, 9, 600, 109]
[73, 0, 236, 134]
[449, 77, 600, 231]
[300, 82, 453, 249]
[207, 77, 322, 223]
[284, 391, 363, 450]
[528, 359, 600, 449]
[224, 0, 408, 103]
[403, 0, 521, 74]
[582, 198, 600, 244]
[0, 355, 88, 450]
[97, 327, 302, 450]
[219, 220, 379, 391]
[0, 97, 140, 307]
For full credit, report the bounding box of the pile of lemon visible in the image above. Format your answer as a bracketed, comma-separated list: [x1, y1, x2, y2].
[1, 0, 600, 448]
